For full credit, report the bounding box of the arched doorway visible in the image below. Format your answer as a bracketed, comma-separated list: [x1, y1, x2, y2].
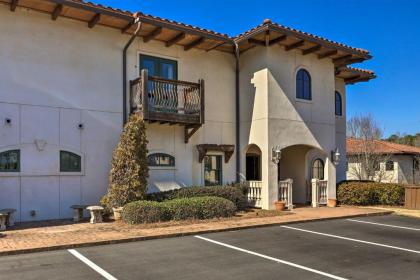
[245, 144, 261, 181]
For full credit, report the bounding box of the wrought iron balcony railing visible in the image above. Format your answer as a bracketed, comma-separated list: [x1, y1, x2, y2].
[130, 69, 205, 126]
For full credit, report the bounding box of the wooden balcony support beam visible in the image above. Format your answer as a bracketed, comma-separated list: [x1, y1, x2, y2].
[285, 40, 305, 51]
[184, 37, 205, 51]
[51, 4, 63, 21]
[265, 30, 270, 46]
[88, 13, 101, 28]
[166, 32, 185, 47]
[143, 27, 162, 43]
[332, 54, 353, 64]
[248, 38, 265, 46]
[185, 125, 201, 143]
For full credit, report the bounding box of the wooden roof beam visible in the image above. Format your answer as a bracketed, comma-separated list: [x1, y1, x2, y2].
[51, 4, 63, 21]
[121, 20, 135, 34]
[143, 27, 162, 43]
[269, 35, 287, 45]
[302, 45, 321, 55]
[184, 37, 205, 51]
[88, 13, 101, 28]
[10, 0, 18, 12]
[318, 49, 338, 59]
[166, 32, 185, 47]
[285, 40, 305, 51]
[205, 41, 227, 52]
[248, 38, 266, 46]
[333, 54, 353, 64]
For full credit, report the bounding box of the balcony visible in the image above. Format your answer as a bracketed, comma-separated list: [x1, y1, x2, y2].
[130, 69, 204, 125]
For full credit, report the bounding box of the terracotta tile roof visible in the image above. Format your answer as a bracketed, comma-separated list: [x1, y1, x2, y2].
[234, 19, 370, 57]
[343, 67, 375, 75]
[69, 0, 133, 15]
[347, 138, 420, 155]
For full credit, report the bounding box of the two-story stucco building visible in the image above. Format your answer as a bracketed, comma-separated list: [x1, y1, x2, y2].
[0, 0, 375, 221]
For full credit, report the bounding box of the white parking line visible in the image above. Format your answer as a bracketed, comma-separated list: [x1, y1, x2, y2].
[194, 235, 348, 280]
[347, 219, 420, 231]
[281, 225, 420, 254]
[68, 249, 118, 280]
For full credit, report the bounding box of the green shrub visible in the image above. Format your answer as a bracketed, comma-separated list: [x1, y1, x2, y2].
[146, 185, 247, 210]
[165, 196, 236, 220]
[122, 196, 236, 224]
[337, 182, 404, 206]
[122, 200, 169, 224]
[101, 114, 149, 211]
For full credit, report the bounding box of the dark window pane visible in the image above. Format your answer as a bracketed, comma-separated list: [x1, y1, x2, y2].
[335, 91, 342, 116]
[386, 161, 394, 171]
[0, 150, 20, 172]
[60, 151, 81, 172]
[148, 153, 175, 167]
[296, 69, 311, 100]
[312, 159, 324, 180]
[204, 155, 223, 186]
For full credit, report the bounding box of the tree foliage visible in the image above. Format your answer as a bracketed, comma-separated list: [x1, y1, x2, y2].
[387, 133, 420, 147]
[101, 114, 149, 210]
[347, 114, 392, 182]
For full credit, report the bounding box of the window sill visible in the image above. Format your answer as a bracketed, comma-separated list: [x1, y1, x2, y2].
[149, 166, 177, 171]
[295, 98, 313, 104]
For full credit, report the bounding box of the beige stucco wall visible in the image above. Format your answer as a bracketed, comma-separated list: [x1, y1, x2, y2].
[128, 37, 236, 189]
[239, 45, 340, 209]
[335, 79, 347, 182]
[0, 5, 236, 221]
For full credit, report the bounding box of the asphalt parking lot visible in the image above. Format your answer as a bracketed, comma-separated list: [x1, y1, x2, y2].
[1, 214, 420, 280]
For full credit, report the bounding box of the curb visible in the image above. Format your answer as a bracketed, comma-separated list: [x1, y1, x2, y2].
[0, 210, 393, 257]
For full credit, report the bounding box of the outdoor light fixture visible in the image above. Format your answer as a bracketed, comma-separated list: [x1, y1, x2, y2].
[77, 123, 84, 130]
[272, 145, 282, 164]
[332, 147, 340, 166]
[4, 118, 11, 126]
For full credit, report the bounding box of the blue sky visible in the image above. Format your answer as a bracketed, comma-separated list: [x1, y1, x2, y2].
[96, 0, 419, 137]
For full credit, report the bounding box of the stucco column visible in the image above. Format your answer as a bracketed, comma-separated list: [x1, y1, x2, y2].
[261, 158, 278, 210]
[326, 157, 337, 200]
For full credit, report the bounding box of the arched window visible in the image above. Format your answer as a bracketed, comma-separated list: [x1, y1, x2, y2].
[386, 160, 394, 171]
[296, 69, 311, 100]
[335, 91, 342, 116]
[148, 153, 175, 167]
[312, 158, 324, 180]
[0, 150, 20, 172]
[60, 151, 81, 172]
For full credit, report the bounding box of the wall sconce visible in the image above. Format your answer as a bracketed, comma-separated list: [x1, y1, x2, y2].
[332, 147, 340, 166]
[272, 145, 282, 164]
[77, 123, 84, 130]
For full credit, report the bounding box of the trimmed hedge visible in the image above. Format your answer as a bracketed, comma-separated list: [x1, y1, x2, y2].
[122, 196, 236, 224]
[146, 184, 247, 210]
[337, 182, 404, 206]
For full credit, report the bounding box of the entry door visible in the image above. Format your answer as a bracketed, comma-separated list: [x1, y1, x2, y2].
[246, 155, 261, 181]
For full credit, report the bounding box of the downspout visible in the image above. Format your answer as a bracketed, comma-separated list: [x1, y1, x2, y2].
[234, 42, 240, 182]
[122, 16, 142, 125]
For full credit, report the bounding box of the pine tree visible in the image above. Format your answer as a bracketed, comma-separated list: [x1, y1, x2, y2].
[101, 114, 149, 210]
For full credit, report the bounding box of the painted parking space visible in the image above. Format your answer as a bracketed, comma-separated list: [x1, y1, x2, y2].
[0, 250, 103, 280]
[1, 215, 420, 280]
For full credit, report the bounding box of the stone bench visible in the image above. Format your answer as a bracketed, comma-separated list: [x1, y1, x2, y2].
[86, 206, 104, 224]
[0, 208, 17, 227]
[70, 205, 88, 222]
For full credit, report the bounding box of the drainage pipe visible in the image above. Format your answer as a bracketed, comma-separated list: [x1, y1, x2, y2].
[122, 17, 142, 125]
[234, 42, 241, 182]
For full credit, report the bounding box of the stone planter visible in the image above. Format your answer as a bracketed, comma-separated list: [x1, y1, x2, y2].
[327, 199, 337, 208]
[112, 207, 123, 221]
[274, 201, 286, 211]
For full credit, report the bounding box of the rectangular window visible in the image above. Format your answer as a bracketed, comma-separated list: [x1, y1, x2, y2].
[60, 151, 81, 172]
[386, 160, 394, 171]
[204, 155, 223, 186]
[140, 55, 177, 79]
[0, 150, 20, 172]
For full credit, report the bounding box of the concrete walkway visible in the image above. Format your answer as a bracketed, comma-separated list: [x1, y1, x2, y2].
[0, 206, 391, 256]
